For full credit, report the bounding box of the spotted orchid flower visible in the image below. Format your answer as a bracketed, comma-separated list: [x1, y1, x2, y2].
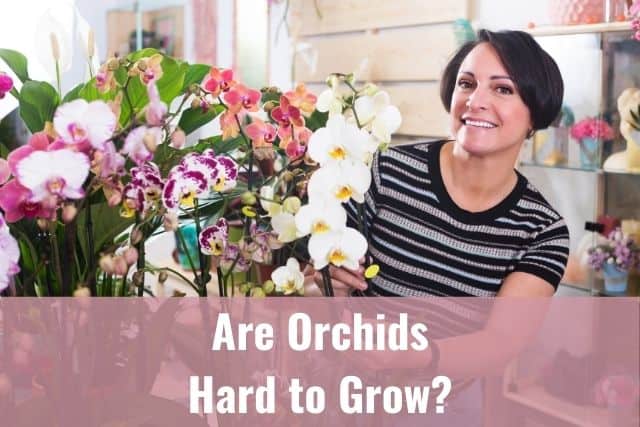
[15, 149, 90, 203]
[199, 218, 229, 256]
[162, 167, 209, 212]
[211, 155, 238, 193]
[220, 243, 251, 273]
[121, 163, 163, 218]
[54, 99, 117, 150]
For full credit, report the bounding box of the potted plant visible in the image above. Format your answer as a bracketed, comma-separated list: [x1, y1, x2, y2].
[570, 117, 614, 169]
[587, 227, 640, 294]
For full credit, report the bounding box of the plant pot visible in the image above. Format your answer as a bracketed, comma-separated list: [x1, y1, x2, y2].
[602, 263, 629, 294]
[579, 137, 599, 169]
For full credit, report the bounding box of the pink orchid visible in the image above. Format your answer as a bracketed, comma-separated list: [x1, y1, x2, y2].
[15, 149, 90, 202]
[0, 179, 56, 222]
[278, 125, 312, 158]
[0, 159, 9, 185]
[0, 72, 13, 99]
[54, 99, 117, 150]
[223, 84, 261, 114]
[145, 83, 167, 126]
[245, 118, 276, 148]
[631, 0, 640, 16]
[122, 126, 163, 165]
[220, 243, 251, 272]
[129, 54, 164, 85]
[91, 141, 125, 179]
[284, 84, 317, 116]
[198, 218, 229, 256]
[271, 95, 305, 128]
[0, 217, 20, 292]
[220, 110, 241, 140]
[204, 68, 235, 97]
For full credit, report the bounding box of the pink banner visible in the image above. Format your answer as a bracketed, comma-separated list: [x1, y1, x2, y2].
[0, 298, 638, 426]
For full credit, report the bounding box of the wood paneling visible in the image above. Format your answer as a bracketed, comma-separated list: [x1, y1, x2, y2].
[290, 0, 468, 36]
[294, 25, 456, 83]
[306, 83, 450, 138]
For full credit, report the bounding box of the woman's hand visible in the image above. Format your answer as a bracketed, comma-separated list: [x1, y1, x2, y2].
[302, 261, 367, 297]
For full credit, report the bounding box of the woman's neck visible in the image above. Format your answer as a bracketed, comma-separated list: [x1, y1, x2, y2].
[440, 141, 520, 213]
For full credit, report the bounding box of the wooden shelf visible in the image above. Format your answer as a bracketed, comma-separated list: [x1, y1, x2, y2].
[504, 384, 610, 427]
[525, 21, 632, 36]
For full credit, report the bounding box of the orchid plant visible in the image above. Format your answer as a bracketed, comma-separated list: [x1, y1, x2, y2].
[0, 41, 401, 298]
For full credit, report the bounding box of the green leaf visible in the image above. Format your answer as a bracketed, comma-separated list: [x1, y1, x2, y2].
[304, 109, 328, 131]
[119, 77, 147, 127]
[182, 64, 210, 91]
[62, 83, 84, 103]
[156, 56, 187, 104]
[18, 80, 59, 133]
[127, 48, 160, 62]
[78, 78, 116, 103]
[261, 89, 282, 105]
[0, 48, 30, 83]
[178, 104, 225, 135]
[76, 202, 135, 262]
[0, 141, 9, 157]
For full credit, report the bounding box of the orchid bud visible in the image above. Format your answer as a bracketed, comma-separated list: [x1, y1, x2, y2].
[163, 212, 178, 231]
[123, 247, 139, 265]
[99, 255, 116, 274]
[130, 228, 143, 245]
[158, 271, 169, 283]
[282, 171, 294, 183]
[345, 73, 355, 85]
[191, 97, 201, 109]
[362, 83, 379, 96]
[262, 100, 277, 113]
[251, 287, 266, 298]
[50, 33, 60, 62]
[113, 256, 129, 276]
[73, 287, 91, 298]
[241, 191, 257, 206]
[239, 283, 251, 294]
[170, 128, 186, 149]
[132, 271, 144, 287]
[326, 74, 339, 89]
[136, 60, 147, 72]
[282, 196, 301, 214]
[143, 132, 158, 153]
[262, 280, 275, 294]
[62, 204, 78, 223]
[107, 57, 120, 71]
[36, 218, 51, 231]
[107, 190, 122, 207]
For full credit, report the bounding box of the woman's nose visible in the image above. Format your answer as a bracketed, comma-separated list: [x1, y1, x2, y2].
[465, 88, 489, 111]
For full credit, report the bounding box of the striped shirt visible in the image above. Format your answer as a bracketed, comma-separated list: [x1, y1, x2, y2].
[347, 140, 570, 297]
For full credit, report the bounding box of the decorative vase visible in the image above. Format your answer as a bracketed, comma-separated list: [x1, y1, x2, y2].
[579, 137, 599, 169]
[174, 222, 200, 270]
[602, 263, 629, 294]
[549, 0, 605, 25]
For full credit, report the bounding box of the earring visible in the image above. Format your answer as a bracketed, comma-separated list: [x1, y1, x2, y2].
[526, 129, 535, 139]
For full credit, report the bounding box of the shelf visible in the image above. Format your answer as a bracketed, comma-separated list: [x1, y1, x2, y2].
[519, 161, 600, 173]
[525, 21, 632, 37]
[504, 384, 610, 427]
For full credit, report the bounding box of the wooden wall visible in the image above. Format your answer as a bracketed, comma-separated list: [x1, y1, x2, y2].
[290, 0, 470, 138]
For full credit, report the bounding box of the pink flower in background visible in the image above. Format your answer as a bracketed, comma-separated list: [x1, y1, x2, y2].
[0, 72, 13, 99]
[246, 118, 276, 148]
[122, 126, 163, 165]
[271, 96, 305, 128]
[145, 83, 167, 126]
[594, 375, 640, 408]
[0, 179, 56, 222]
[570, 117, 614, 140]
[284, 84, 318, 116]
[54, 99, 117, 149]
[630, 2, 640, 40]
[224, 84, 261, 114]
[15, 149, 90, 202]
[204, 68, 235, 97]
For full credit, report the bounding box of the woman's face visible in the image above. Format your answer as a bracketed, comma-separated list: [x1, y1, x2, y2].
[449, 43, 532, 157]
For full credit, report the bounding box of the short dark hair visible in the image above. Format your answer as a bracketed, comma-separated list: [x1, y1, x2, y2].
[439, 29, 564, 131]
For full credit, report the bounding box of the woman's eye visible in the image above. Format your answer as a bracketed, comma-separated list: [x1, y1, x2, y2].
[496, 86, 514, 95]
[457, 80, 473, 89]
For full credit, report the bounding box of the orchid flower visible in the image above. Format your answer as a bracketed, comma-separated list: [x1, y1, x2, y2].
[0, 72, 13, 99]
[162, 168, 209, 211]
[259, 184, 282, 217]
[295, 200, 347, 237]
[316, 85, 345, 117]
[284, 84, 317, 116]
[91, 141, 125, 178]
[308, 227, 367, 271]
[271, 258, 305, 295]
[278, 125, 312, 159]
[211, 155, 238, 192]
[245, 118, 277, 148]
[122, 126, 163, 165]
[307, 114, 377, 166]
[198, 218, 229, 256]
[307, 161, 372, 204]
[220, 243, 251, 273]
[16, 149, 90, 202]
[0, 159, 10, 185]
[271, 95, 305, 128]
[145, 83, 167, 126]
[352, 91, 402, 145]
[220, 110, 241, 140]
[0, 219, 20, 292]
[270, 212, 298, 243]
[129, 54, 164, 85]
[223, 84, 261, 114]
[54, 99, 117, 150]
[0, 179, 56, 222]
[121, 163, 163, 217]
[204, 68, 235, 97]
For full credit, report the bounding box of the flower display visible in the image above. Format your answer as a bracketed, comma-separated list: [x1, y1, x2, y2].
[631, 1, 640, 41]
[587, 228, 640, 272]
[570, 117, 614, 140]
[0, 40, 401, 298]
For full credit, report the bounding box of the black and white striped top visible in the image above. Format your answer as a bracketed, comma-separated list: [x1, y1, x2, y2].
[347, 140, 570, 297]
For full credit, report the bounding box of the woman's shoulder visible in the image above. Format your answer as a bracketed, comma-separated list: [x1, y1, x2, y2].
[377, 139, 447, 169]
[515, 174, 569, 232]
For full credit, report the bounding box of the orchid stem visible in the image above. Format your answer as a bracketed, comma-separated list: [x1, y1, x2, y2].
[321, 266, 334, 297]
[50, 230, 65, 295]
[86, 201, 97, 295]
[135, 215, 146, 297]
[194, 199, 209, 297]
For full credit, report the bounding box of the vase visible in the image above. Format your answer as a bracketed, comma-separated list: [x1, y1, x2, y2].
[602, 263, 629, 294]
[579, 137, 599, 169]
[174, 222, 200, 270]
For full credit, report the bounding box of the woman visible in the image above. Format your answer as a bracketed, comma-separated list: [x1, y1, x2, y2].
[307, 29, 570, 299]
[305, 29, 571, 426]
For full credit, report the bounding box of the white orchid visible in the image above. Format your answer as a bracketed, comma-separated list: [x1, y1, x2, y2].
[307, 115, 377, 166]
[54, 99, 117, 149]
[352, 91, 402, 145]
[16, 149, 90, 202]
[307, 161, 371, 204]
[259, 184, 282, 217]
[308, 228, 367, 271]
[295, 200, 347, 237]
[316, 87, 344, 117]
[122, 126, 163, 166]
[0, 216, 20, 292]
[271, 212, 298, 243]
[271, 257, 305, 295]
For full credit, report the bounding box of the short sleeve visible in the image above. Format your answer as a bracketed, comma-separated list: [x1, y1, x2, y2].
[513, 219, 570, 289]
[345, 151, 381, 230]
